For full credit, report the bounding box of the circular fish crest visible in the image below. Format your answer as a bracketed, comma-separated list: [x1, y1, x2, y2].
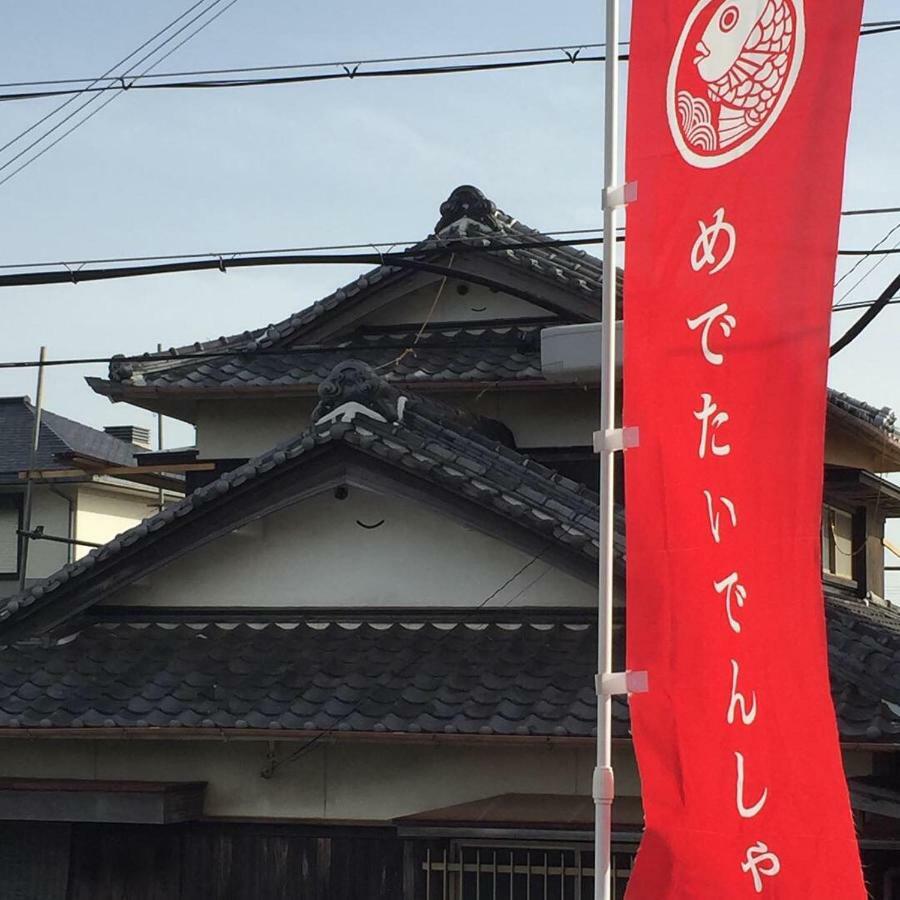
[667, 0, 805, 168]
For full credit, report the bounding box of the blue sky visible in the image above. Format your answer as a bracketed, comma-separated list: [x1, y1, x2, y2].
[2, 1, 898, 594]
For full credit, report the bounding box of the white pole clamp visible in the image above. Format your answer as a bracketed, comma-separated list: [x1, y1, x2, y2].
[593, 426, 640, 454]
[602, 181, 638, 210]
[597, 670, 649, 696]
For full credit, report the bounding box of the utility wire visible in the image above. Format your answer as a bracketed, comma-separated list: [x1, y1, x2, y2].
[2, 236, 896, 288]
[0, 42, 622, 89]
[833, 214, 900, 299]
[0, 18, 892, 103]
[0, 235, 615, 288]
[0, 288, 892, 373]
[0, 227, 614, 271]
[0, 0, 227, 172]
[0, 54, 615, 102]
[0, 0, 211, 154]
[0, 0, 238, 189]
[830, 270, 900, 357]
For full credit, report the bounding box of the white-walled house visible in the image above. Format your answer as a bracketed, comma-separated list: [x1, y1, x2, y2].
[0, 397, 181, 598]
[0, 187, 899, 899]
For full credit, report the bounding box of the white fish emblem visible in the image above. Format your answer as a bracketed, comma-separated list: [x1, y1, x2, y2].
[678, 0, 796, 151]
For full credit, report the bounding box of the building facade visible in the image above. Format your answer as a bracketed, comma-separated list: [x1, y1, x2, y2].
[0, 187, 898, 898]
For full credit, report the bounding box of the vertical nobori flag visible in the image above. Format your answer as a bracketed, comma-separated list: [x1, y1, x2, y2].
[623, 1, 866, 897]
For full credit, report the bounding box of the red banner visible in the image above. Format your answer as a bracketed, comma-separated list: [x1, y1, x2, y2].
[623, 1, 865, 896]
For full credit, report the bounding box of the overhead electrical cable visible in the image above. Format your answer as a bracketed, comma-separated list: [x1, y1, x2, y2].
[829, 270, 900, 357]
[0, 41, 618, 90]
[0, 54, 615, 102]
[0, 18, 891, 104]
[0, 0, 212, 154]
[833, 215, 900, 299]
[0, 0, 239, 189]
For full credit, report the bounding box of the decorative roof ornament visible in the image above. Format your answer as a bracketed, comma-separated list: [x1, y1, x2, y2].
[312, 360, 399, 423]
[311, 360, 516, 446]
[434, 185, 499, 234]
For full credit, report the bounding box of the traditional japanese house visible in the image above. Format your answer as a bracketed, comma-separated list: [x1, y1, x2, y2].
[0, 186, 898, 898]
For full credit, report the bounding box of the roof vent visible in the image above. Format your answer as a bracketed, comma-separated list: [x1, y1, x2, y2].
[104, 425, 152, 449]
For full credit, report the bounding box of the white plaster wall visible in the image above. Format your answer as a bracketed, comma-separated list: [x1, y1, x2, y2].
[73, 485, 157, 561]
[105, 487, 595, 609]
[363, 282, 551, 327]
[447, 389, 600, 449]
[0, 738, 639, 823]
[0, 739, 871, 824]
[195, 399, 314, 459]
[27, 487, 72, 577]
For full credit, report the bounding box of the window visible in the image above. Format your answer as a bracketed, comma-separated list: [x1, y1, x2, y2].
[821, 504, 854, 580]
[0, 495, 22, 577]
[420, 841, 636, 900]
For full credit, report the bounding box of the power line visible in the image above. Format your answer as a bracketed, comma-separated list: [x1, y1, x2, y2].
[0, 54, 615, 103]
[0, 227, 614, 271]
[0, 42, 619, 91]
[830, 270, 900, 357]
[0, 289, 892, 372]
[0, 17, 892, 104]
[841, 206, 900, 217]
[833, 214, 900, 301]
[832, 296, 899, 312]
[0, 0, 212, 155]
[0, 234, 617, 288]
[0, 0, 239, 189]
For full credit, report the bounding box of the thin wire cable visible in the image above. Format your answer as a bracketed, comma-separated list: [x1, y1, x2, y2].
[842, 206, 900, 217]
[835, 233, 900, 306]
[0, 227, 614, 270]
[0, 0, 210, 154]
[0, 41, 625, 89]
[0, 235, 613, 287]
[830, 270, 900, 357]
[834, 214, 900, 297]
[0, 0, 226, 174]
[0, 16, 889, 97]
[0, 0, 238, 189]
[0, 54, 616, 102]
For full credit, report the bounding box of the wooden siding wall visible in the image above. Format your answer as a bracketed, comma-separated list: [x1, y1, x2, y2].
[0, 822, 405, 900]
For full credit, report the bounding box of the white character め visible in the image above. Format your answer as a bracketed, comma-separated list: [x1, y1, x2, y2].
[741, 841, 781, 893]
[714, 571, 747, 633]
[691, 207, 736, 274]
[694, 393, 732, 458]
[686, 303, 737, 365]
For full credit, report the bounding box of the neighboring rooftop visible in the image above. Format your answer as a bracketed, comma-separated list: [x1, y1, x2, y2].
[0, 397, 139, 483]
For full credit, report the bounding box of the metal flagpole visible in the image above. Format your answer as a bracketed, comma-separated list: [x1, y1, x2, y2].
[595, 0, 621, 897]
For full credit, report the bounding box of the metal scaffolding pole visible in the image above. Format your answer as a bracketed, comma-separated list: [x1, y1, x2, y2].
[595, 0, 621, 897]
[18, 346, 47, 592]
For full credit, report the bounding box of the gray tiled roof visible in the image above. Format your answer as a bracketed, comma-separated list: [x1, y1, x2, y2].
[0, 619, 617, 737]
[828, 389, 898, 440]
[0, 364, 615, 632]
[0, 397, 137, 482]
[98, 185, 614, 390]
[116, 325, 545, 390]
[0, 594, 895, 742]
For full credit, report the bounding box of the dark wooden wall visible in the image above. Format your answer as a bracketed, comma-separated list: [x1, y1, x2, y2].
[0, 822, 405, 900]
[0, 821, 891, 900]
